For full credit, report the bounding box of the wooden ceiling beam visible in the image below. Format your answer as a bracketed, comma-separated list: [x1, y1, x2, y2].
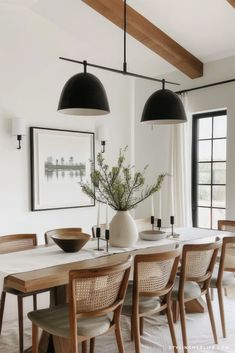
[227, 0, 235, 8]
[83, 0, 203, 79]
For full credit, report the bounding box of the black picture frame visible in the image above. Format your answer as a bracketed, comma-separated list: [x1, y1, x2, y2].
[30, 127, 95, 211]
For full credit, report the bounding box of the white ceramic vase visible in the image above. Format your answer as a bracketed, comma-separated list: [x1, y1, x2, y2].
[109, 211, 138, 248]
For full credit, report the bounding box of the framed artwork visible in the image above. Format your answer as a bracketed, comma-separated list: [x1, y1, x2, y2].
[30, 127, 95, 211]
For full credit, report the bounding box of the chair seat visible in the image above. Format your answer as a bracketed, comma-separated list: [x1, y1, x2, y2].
[28, 304, 111, 338]
[172, 276, 201, 301]
[210, 269, 235, 288]
[122, 284, 160, 316]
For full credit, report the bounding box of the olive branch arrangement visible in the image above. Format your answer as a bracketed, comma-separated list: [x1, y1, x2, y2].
[81, 147, 165, 211]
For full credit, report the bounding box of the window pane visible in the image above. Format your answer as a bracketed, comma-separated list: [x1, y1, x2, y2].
[198, 163, 211, 184]
[213, 139, 226, 161]
[212, 186, 226, 208]
[198, 118, 212, 139]
[198, 207, 210, 228]
[198, 140, 211, 161]
[198, 185, 211, 206]
[213, 116, 227, 138]
[213, 162, 226, 184]
[212, 208, 225, 229]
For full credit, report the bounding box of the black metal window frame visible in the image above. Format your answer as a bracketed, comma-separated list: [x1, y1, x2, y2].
[192, 109, 227, 228]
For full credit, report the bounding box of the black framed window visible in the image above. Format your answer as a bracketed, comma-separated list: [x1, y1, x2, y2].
[192, 110, 227, 229]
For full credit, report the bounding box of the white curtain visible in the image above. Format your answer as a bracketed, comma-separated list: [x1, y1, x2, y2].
[170, 93, 192, 227]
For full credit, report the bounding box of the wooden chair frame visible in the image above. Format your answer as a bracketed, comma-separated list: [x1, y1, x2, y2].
[211, 236, 235, 337]
[129, 247, 181, 353]
[44, 228, 82, 245]
[31, 256, 132, 353]
[173, 241, 220, 353]
[0, 233, 48, 353]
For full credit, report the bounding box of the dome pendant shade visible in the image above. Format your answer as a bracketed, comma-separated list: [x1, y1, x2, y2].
[141, 88, 187, 124]
[58, 72, 110, 116]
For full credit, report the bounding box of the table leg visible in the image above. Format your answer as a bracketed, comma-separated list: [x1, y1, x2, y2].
[185, 297, 207, 313]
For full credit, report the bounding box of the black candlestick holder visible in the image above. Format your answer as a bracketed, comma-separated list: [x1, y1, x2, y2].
[157, 218, 161, 230]
[151, 216, 155, 230]
[94, 227, 109, 252]
[170, 216, 180, 238]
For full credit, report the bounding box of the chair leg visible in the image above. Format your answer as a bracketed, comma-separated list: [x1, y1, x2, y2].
[217, 286, 226, 338]
[166, 304, 178, 353]
[32, 323, 39, 353]
[90, 338, 95, 353]
[130, 315, 134, 341]
[140, 316, 144, 336]
[82, 341, 88, 353]
[179, 300, 188, 353]
[0, 291, 6, 334]
[172, 300, 179, 324]
[115, 321, 125, 353]
[33, 294, 37, 310]
[133, 313, 141, 353]
[17, 296, 24, 353]
[224, 288, 228, 296]
[205, 292, 218, 344]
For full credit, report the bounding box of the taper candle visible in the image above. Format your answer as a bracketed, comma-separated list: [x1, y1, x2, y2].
[158, 190, 162, 219]
[97, 202, 100, 226]
[151, 195, 154, 217]
[105, 202, 109, 229]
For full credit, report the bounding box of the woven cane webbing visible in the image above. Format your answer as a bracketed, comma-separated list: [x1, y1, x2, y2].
[74, 271, 124, 312]
[137, 259, 174, 292]
[185, 250, 214, 279]
[224, 244, 235, 269]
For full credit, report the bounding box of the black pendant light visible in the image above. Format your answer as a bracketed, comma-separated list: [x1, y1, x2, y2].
[58, 0, 183, 118]
[58, 61, 110, 116]
[141, 79, 187, 124]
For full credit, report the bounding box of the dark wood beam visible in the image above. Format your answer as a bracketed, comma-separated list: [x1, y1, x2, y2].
[83, 0, 203, 78]
[227, 0, 235, 8]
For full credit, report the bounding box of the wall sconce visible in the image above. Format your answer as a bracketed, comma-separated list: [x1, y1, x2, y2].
[12, 118, 26, 149]
[97, 126, 109, 153]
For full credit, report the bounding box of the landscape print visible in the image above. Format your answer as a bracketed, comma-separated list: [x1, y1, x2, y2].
[44, 156, 86, 182]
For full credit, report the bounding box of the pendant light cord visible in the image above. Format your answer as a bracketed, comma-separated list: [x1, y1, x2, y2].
[83, 60, 87, 73]
[123, 0, 127, 73]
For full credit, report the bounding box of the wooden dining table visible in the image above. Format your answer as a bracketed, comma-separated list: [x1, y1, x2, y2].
[2, 223, 233, 353]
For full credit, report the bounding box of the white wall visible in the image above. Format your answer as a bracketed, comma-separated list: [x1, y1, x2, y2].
[135, 56, 235, 221]
[0, 4, 134, 242]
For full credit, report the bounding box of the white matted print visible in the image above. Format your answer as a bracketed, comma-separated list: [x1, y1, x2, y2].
[30, 127, 95, 211]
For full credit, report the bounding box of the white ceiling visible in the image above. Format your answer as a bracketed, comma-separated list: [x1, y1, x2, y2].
[2, 0, 235, 78]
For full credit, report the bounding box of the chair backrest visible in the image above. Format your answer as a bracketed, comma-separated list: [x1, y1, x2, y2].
[0, 234, 37, 254]
[68, 256, 132, 345]
[218, 220, 235, 232]
[44, 228, 82, 245]
[133, 247, 181, 298]
[179, 241, 220, 295]
[217, 237, 235, 279]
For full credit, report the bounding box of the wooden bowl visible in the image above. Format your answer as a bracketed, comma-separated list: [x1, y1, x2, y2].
[51, 233, 91, 253]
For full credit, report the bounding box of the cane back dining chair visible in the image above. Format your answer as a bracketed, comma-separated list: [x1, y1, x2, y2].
[122, 246, 181, 353]
[28, 256, 132, 353]
[0, 233, 48, 353]
[172, 241, 220, 353]
[210, 236, 235, 337]
[44, 227, 82, 245]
